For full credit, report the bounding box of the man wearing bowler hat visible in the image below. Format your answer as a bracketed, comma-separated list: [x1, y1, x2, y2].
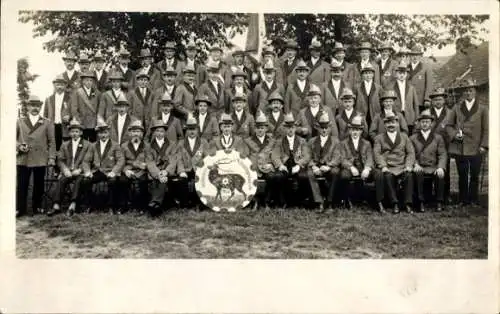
[279, 39, 300, 88]
[373, 112, 415, 214]
[157, 41, 184, 85]
[354, 63, 382, 126]
[128, 69, 155, 129]
[61, 51, 81, 93]
[284, 60, 313, 117]
[390, 60, 420, 134]
[407, 44, 434, 112]
[92, 50, 109, 92]
[193, 94, 219, 142]
[48, 118, 91, 217]
[331, 42, 354, 88]
[321, 59, 352, 115]
[99, 70, 128, 120]
[306, 39, 330, 86]
[410, 110, 447, 212]
[137, 48, 162, 90]
[16, 95, 56, 217]
[446, 78, 488, 206]
[352, 42, 381, 86]
[252, 61, 285, 114]
[197, 60, 227, 116]
[43, 74, 72, 150]
[377, 41, 398, 89]
[173, 64, 198, 120]
[70, 70, 101, 142]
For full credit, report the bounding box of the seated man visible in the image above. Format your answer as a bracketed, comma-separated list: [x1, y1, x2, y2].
[271, 113, 311, 208]
[81, 119, 125, 214]
[176, 116, 210, 210]
[119, 120, 150, 215]
[410, 110, 447, 212]
[338, 115, 379, 210]
[48, 118, 91, 216]
[373, 112, 415, 214]
[209, 113, 249, 157]
[244, 112, 277, 210]
[307, 113, 340, 212]
[369, 90, 409, 141]
[146, 119, 179, 217]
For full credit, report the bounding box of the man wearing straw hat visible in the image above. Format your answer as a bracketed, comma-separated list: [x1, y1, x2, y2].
[99, 70, 127, 120]
[331, 42, 354, 88]
[156, 41, 184, 85]
[407, 44, 434, 112]
[137, 48, 162, 90]
[47, 118, 91, 217]
[306, 39, 330, 86]
[446, 78, 488, 206]
[16, 95, 56, 217]
[43, 74, 72, 150]
[70, 70, 101, 142]
[352, 41, 381, 86]
[410, 110, 448, 212]
[61, 51, 81, 93]
[92, 50, 109, 92]
[377, 41, 398, 89]
[251, 61, 285, 114]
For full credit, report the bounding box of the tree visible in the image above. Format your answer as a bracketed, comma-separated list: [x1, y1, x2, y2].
[17, 57, 39, 116]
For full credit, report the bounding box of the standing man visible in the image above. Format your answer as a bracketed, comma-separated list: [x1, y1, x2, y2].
[252, 61, 285, 114]
[61, 51, 81, 93]
[107, 94, 137, 146]
[151, 66, 178, 117]
[150, 92, 184, 143]
[284, 60, 312, 117]
[230, 91, 255, 139]
[322, 59, 352, 115]
[115, 48, 136, 91]
[377, 41, 398, 89]
[224, 69, 252, 114]
[137, 48, 162, 91]
[259, 46, 284, 85]
[331, 42, 354, 88]
[197, 60, 227, 116]
[198, 43, 232, 87]
[71, 71, 101, 142]
[296, 84, 337, 140]
[369, 90, 409, 141]
[373, 112, 415, 214]
[93, 51, 109, 92]
[407, 44, 433, 112]
[354, 63, 382, 126]
[279, 39, 300, 88]
[156, 41, 184, 85]
[446, 79, 488, 205]
[77, 52, 91, 76]
[306, 39, 330, 86]
[266, 91, 287, 139]
[173, 64, 198, 120]
[352, 42, 381, 86]
[390, 61, 420, 134]
[410, 110, 448, 212]
[230, 49, 251, 88]
[335, 88, 368, 140]
[99, 70, 127, 120]
[128, 69, 155, 129]
[43, 74, 72, 150]
[16, 95, 56, 217]
[182, 40, 202, 86]
[194, 95, 219, 142]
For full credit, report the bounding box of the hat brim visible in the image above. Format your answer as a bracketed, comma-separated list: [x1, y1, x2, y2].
[268, 98, 284, 104]
[80, 75, 96, 80]
[232, 97, 247, 102]
[284, 122, 296, 127]
[307, 92, 321, 97]
[356, 47, 375, 51]
[418, 116, 434, 121]
[341, 95, 356, 100]
[408, 51, 424, 55]
[96, 126, 110, 131]
[380, 96, 397, 101]
[115, 102, 130, 106]
[318, 122, 330, 127]
[429, 93, 447, 98]
[309, 45, 322, 50]
[285, 45, 299, 50]
[27, 101, 43, 106]
[139, 55, 153, 59]
[255, 122, 268, 126]
[136, 74, 150, 79]
[295, 67, 310, 72]
[195, 100, 212, 106]
[52, 79, 67, 84]
[183, 70, 196, 74]
[395, 67, 409, 72]
[332, 48, 347, 53]
[348, 124, 364, 129]
[159, 101, 173, 105]
[185, 124, 198, 129]
[360, 68, 376, 73]
[219, 121, 234, 125]
[383, 118, 399, 123]
[62, 57, 77, 61]
[150, 125, 167, 130]
[68, 125, 84, 130]
[78, 60, 91, 64]
[128, 127, 145, 132]
[379, 47, 395, 53]
[162, 71, 177, 76]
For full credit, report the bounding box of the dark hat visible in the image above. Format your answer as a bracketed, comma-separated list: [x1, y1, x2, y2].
[457, 78, 479, 89]
[395, 61, 410, 72]
[348, 115, 365, 129]
[219, 113, 234, 125]
[307, 84, 321, 97]
[183, 64, 196, 74]
[115, 94, 130, 106]
[356, 42, 375, 51]
[284, 39, 298, 50]
[383, 111, 399, 123]
[78, 52, 91, 64]
[255, 111, 268, 126]
[52, 74, 67, 84]
[62, 51, 78, 61]
[79, 71, 96, 80]
[150, 119, 167, 131]
[408, 44, 424, 55]
[232, 91, 247, 102]
[118, 48, 131, 58]
[360, 63, 376, 73]
[127, 120, 145, 131]
[295, 60, 310, 72]
[267, 91, 284, 104]
[262, 61, 276, 72]
[283, 113, 296, 126]
[108, 71, 124, 81]
[378, 41, 395, 53]
[27, 94, 43, 106]
[309, 40, 322, 50]
[159, 92, 173, 104]
[332, 42, 347, 53]
[164, 41, 176, 50]
[185, 115, 198, 129]
[68, 118, 84, 130]
[231, 68, 247, 78]
[139, 48, 153, 58]
[209, 43, 223, 52]
[162, 66, 177, 76]
[340, 88, 356, 100]
[232, 49, 245, 57]
[380, 90, 398, 101]
[262, 46, 277, 57]
[429, 87, 447, 99]
[318, 112, 330, 127]
[95, 117, 110, 131]
[417, 109, 434, 121]
[136, 69, 150, 80]
[195, 94, 212, 106]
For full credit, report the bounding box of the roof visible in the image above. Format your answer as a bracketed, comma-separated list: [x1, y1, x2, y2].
[435, 41, 489, 88]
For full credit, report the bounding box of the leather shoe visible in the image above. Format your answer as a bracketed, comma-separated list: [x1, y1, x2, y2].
[418, 203, 425, 213]
[377, 202, 386, 213]
[436, 202, 444, 212]
[405, 204, 414, 214]
[316, 203, 325, 213]
[392, 204, 400, 214]
[47, 205, 61, 217]
[344, 199, 353, 210]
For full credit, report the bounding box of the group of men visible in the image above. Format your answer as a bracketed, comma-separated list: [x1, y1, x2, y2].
[16, 38, 489, 218]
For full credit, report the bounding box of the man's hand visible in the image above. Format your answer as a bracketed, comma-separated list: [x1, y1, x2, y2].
[435, 168, 445, 178]
[312, 166, 321, 176]
[124, 169, 134, 178]
[382, 166, 389, 173]
[405, 166, 413, 173]
[350, 166, 359, 176]
[320, 165, 330, 173]
[84, 171, 93, 178]
[291, 165, 301, 174]
[179, 172, 188, 178]
[279, 164, 288, 172]
[64, 169, 72, 178]
[48, 159, 56, 166]
[361, 168, 371, 180]
[263, 163, 273, 172]
[479, 147, 487, 154]
[414, 164, 423, 173]
[72, 169, 82, 176]
[107, 171, 116, 178]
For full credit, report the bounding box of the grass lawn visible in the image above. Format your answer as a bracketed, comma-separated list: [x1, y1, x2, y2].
[16, 159, 489, 259]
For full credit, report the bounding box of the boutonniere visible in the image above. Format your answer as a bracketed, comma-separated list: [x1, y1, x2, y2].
[90, 90, 96, 98]
[78, 143, 83, 148]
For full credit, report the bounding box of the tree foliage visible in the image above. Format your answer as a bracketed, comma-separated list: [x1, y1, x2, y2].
[17, 57, 39, 116]
[19, 11, 489, 67]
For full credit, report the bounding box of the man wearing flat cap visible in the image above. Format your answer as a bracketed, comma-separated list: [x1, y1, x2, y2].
[137, 48, 162, 91]
[252, 61, 285, 114]
[70, 70, 101, 142]
[156, 41, 184, 85]
[16, 95, 56, 217]
[44, 74, 72, 150]
[284, 59, 313, 117]
[352, 41, 381, 86]
[306, 39, 330, 86]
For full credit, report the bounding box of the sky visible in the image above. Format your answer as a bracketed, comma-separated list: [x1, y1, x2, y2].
[19, 17, 486, 100]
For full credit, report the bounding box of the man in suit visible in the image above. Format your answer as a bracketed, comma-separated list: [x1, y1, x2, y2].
[197, 60, 226, 116]
[152, 66, 178, 118]
[44, 74, 72, 150]
[270, 113, 311, 208]
[81, 119, 125, 214]
[118, 120, 150, 215]
[338, 115, 378, 210]
[296, 84, 338, 140]
[47, 118, 91, 216]
[93, 51, 109, 92]
[306, 112, 341, 212]
[284, 60, 312, 117]
[230, 91, 255, 139]
[321, 59, 351, 115]
[61, 51, 81, 93]
[176, 116, 211, 210]
[198, 43, 232, 88]
[331, 42, 354, 88]
[407, 45, 433, 112]
[306, 39, 330, 86]
[146, 119, 179, 217]
[390, 61, 420, 134]
[245, 113, 278, 210]
[71, 71, 101, 142]
[410, 110, 448, 212]
[252, 61, 285, 114]
[128, 69, 155, 129]
[150, 92, 184, 143]
[279, 39, 300, 88]
[335, 88, 368, 140]
[225, 69, 252, 114]
[258, 46, 284, 86]
[99, 70, 127, 120]
[354, 63, 382, 126]
[77, 52, 91, 74]
[446, 79, 488, 205]
[106, 94, 137, 146]
[194, 95, 219, 142]
[369, 90, 409, 141]
[377, 41, 398, 89]
[115, 48, 136, 91]
[156, 41, 185, 85]
[137, 48, 162, 91]
[266, 91, 287, 139]
[230, 49, 251, 88]
[209, 113, 249, 157]
[173, 64, 198, 121]
[352, 42, 381, 86]
[429, 87, 452, 203]
[181, 40, 202, 87]
[16, 95, 56, 217]
[373, 112, 416, 214]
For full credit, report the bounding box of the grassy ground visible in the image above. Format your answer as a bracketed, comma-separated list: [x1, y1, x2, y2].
[16, 159, 489, 259]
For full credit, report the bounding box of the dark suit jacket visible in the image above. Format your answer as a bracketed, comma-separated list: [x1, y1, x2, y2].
[128, 87, 155, 128]
[284, 79, 313, 117]
[307, 135, 340, 168]
[354, 81, 383, 121]
[82, 139, 125, 174]
[408, 61, 434, 103]
[335, 110, 368, 140]
[410, 132, 447, 173]
[156, 58, 185, 85]
[16, 116, 56, 167]
[389, 81, 420, 126]
[339, 137, 374, 170]
[70, 87, 101, 129]
[251, 81, 285, 114]
[271, 136, 311, 168]
[306, 59, 331, 86]
[146, 138, 178, 178]
[43, 92, 72, 137]
[352, 61, 381, 86]
[377, 58, 398, 89]
[106, 113, 138, 146]
[197, 79, 227, 114]
[195, 112, 219, 142]
[176, 137, 210, 173]
[57, 138, 91, 172]
[173, 82, 198, 118]
[321, 79, 351, 114]
[121, 140, 151, 177]
[373, 131, 415, 175]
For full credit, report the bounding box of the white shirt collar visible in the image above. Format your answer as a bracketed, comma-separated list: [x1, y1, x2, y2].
[99, 139, 109, 150]
[143, 65, 151, 72]
[364, 80, 373, 90]
[132, 141, 140, 150]
[117, 113, 127, 121]
[199, 112, 207, 118]
[162, 112, 171, 121]
[119, 65, 128, 72]
[235, 85, 244, 94]
[287, 135, 295, 148]
[272, 111, 281, 120]
[387, 131, 397, 142]
[434, 107, 443, 117]
[235, 110, 244, 120]
[345, 108, 354, 118]
[351, 136, 360, 147]
[384, 109, 394, 116]
[265, 80, 274, 89]
[465, 99, 475, 110]
[297, 79, 306, 91]
[83, 86, 92, 94]
[421, 129, 431, 140]
[361, 59, 370, 67]
[320, 134, 329, 146]
[72, 138, 81, 145]
[66, 69, 75, 78]
[411, 61, 420, 69]
[165, 84, 174, 92]
[310, 105, 320, 116]
[256, 134, 266, 143]
[331, 78, 341, 87]
[28, 113, 40, 125]
[311, 56, 319, 64]
[155, 137, 165, 146]
[188, 136, 197, 145]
